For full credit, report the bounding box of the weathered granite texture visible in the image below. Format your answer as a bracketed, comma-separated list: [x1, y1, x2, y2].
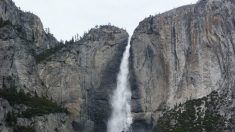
[38, 26, 128, 131]
[1, 0, 235, 131]
[0, 0, 128, 131]
[130, 0, 235, 131]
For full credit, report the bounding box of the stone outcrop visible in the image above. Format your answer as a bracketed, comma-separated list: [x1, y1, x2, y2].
[130, 0, 235, 131]
[1, 0, 235, 131]
[0, 0, 128, 131]
[17, 113, 73, 132]
[38, 26, 128, 131]
[0, 98, 12, 132]
[0, 0, 59, 95]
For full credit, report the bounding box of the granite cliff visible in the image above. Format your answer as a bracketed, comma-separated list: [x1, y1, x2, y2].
[130, 0, 235, 131]
[0, 0, 235, 131]
[0, 0, 128, 131]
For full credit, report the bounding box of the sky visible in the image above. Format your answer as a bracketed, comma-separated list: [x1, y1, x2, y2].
[14, 0, 198, 41]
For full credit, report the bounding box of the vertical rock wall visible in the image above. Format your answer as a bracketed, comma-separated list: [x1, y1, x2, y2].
[130, 0, 235, 130]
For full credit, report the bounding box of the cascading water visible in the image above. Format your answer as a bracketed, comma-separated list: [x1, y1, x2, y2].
[107, 37, 132, 132]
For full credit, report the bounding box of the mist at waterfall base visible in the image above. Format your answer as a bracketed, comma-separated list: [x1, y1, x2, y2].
[107, 37, 132, 132]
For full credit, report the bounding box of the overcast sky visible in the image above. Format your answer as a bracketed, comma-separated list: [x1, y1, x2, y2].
[14, 0, 198, 40]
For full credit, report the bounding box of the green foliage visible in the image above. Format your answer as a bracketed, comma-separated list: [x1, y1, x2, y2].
[13, 126, 36, 132]
[35, 44, 64, 63]
[0, 88, 65, 118]
[157, 91, 229, 132]
[1, 87, 63, 131]
[0, 18, 12, 28]
[6, 112, 35, 132]
[6, 112, 17, 127]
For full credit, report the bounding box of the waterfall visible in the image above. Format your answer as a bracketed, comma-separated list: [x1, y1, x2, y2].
[107, 37, 132, 132]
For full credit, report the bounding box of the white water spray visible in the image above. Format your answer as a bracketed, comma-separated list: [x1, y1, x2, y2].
[107, 37, 132, 132]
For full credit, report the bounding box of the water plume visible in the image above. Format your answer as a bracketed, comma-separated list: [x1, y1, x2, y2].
[107, 37, 132, 132]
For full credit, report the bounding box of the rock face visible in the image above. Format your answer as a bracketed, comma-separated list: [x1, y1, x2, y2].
[0, 0, 59, 95]
[0, 98, 12, 132]
[38, 26, 128, 131]
[1, 0, 235, 131]
[17, 113, 74, 132]
[0, 0, 128, 131]
[130, 0, 235, 131]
